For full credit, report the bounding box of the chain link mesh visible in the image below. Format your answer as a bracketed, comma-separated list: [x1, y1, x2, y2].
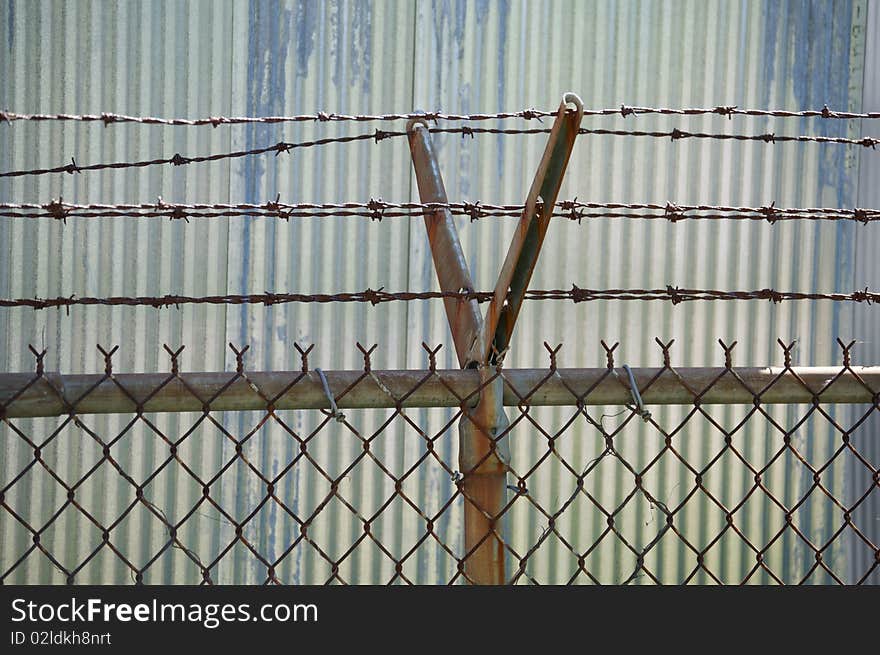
[2, 339, 878, 584]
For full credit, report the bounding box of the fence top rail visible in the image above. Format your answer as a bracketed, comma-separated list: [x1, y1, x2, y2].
[1, 365, 878, 418]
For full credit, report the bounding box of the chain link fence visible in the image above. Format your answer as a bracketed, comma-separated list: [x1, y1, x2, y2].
[2, 338, 878, 585]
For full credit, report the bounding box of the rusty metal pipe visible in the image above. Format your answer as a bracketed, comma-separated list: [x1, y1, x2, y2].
[471, 93, 584, 365]
[458, 369, 511, 584]
[406, 116, 510, 583]
[407, 118, 483, 369]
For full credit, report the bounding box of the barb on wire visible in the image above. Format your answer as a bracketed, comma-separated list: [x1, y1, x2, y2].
[2, 125, 876, 179]
[2, 104, 879, 126]
[1, 286, 877, 311]
[2, 199, 878, 224]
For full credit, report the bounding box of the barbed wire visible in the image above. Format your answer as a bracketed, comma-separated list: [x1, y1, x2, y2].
[1, 125, 876, 179]
[441, 126, 880, 147]
[1, 286, 876, 311]
[0, 130, 397, 178]
[2, 104, 879, 126]
[2, 199, 878, 224]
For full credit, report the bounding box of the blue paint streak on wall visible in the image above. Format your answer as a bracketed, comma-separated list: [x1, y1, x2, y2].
[332, 0, 373, 93]
[761, 1, 855, 299]
[431, 0, 468, 59]
[351, 0, 372, 93]
[293, 0, 318, 76]
[761, 0, 856, 354]
[475, 0, 490, 25]
[242, 0, 294, 580]
[761, 0, 857, 582]
[453, 0, 467, 59]
[6, 1, 12, 52]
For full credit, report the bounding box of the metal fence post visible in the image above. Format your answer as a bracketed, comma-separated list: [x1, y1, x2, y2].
[406, 95, 582, 583]
[407, 117, 511, 583]
[458, 368, 510, 584]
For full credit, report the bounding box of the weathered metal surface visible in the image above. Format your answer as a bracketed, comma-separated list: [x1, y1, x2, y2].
[458, 370, 510, 584]
[408, 113, 514, 583]
[1, 0, 875, 585]
[848, 0, 880, 586]
[407, 118, 483, 368]
[471, 93, 584, 365]
[2, 366, 878, 418]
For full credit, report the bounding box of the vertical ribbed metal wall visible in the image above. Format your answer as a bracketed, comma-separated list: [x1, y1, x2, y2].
[847, 0, 880, 586]
[1, 0, 876, 584]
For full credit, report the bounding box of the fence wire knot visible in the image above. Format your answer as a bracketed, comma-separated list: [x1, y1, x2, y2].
[570, 284, 589, 303]
[622, 364, 651, 422]
[853, 287, 873, 304]
[363, 287, 384, 305]
[760, 288, 784, 303]
[760, 202, 779, 224]
[43, 197, 69, 223]
[367, 198, 386, 222]
[273, 142, 293, 157]
[463, 201, 484, 222]
[666, 285, 683, 305]
[315, 368, 345, 423]
[664, 202, 685, 221]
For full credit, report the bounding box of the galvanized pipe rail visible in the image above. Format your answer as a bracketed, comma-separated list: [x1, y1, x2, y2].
[2, 366, 878, 418]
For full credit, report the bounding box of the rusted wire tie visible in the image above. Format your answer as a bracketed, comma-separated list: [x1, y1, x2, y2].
[2, 127, 875, 178]
[1, 287, 877, 310]
[315, 368, 345, 423]
[622, 364, 651, 422]
[2, 104, 878, 125]
[2, 200, 878, 223]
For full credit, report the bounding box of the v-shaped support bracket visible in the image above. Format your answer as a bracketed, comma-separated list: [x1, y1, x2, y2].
[407, 93, 584, 368]
[407, 93, 583, 584]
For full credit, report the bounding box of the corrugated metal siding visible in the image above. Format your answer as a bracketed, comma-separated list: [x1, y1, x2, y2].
[847, 0, 880, 586]
[1, 0, 876, 584]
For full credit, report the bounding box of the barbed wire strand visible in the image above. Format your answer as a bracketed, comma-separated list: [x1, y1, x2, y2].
[1, 287, 876, 311]
[2, 104, 879, 126]
[1, 126, 876, 179]
[1, 199, 878, 224]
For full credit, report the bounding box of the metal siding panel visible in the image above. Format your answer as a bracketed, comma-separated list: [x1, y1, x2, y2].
[410, 0, 868, 583]
[0, 0, 873, 584]
[1, 0, 239, 583]
[848, 0, 880, 585]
